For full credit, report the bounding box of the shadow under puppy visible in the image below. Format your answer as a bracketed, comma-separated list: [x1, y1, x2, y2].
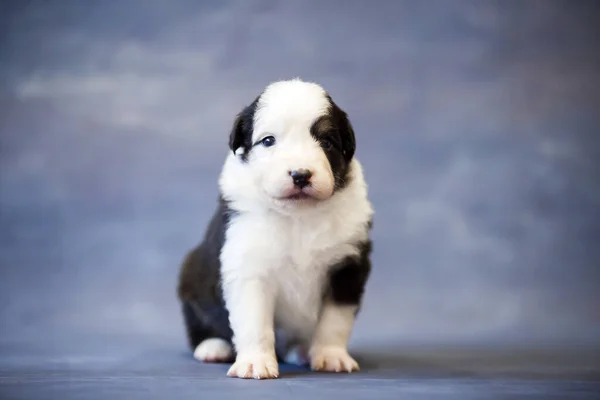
[177, 79, 374, 379]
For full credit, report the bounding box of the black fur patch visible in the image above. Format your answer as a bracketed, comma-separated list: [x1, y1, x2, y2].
[327, 239, 373, 306]
[177, 197, 235, 350]
[310, 95, 357, 191]
[229, 96, 260, 162]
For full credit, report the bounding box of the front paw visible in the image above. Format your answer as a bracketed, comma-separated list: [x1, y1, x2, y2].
[227, 352, 279, 379]
[310, 347, 359, 373]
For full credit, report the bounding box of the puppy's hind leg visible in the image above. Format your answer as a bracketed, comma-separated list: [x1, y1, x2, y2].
[181, 301, 235, 363]
[178, 241, 235, 364]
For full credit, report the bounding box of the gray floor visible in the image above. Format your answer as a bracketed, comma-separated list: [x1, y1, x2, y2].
[1, 337, 599, 399]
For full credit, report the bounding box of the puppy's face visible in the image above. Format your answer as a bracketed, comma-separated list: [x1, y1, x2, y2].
[225, 80, 356, 210]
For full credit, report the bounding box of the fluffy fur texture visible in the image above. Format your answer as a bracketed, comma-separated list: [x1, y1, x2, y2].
[177, 79, 373, 379]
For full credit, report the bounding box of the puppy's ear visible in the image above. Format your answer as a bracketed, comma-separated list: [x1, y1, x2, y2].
[228, 113, 246, 155]
[328, 97, 356, 162]
[340, 112, 356, 162]
[228, 98, 259, 158]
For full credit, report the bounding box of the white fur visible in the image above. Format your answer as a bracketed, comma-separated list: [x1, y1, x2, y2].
[310, 303, 360, 372]
[218, 79, 373, 379]
[193, 338, 234, 363]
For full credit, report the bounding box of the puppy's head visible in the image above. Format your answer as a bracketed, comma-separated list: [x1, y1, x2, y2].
[222, 79, 356, 210]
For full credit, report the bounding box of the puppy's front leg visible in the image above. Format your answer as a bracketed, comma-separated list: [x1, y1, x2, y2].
[224, 277, 279, 379]
[309, 301, 360, 373]
[309, 253, 371, 373]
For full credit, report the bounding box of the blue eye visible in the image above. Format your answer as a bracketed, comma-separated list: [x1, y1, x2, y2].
[261, 136, 276, 147]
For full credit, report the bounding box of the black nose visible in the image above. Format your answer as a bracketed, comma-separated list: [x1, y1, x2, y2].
[289, 169, 312, 188]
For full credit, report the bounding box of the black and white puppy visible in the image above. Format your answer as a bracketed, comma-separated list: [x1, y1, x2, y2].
[177, 79, 373, 379]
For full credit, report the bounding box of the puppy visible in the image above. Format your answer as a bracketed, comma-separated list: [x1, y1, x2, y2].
[177, 79, 373, 379]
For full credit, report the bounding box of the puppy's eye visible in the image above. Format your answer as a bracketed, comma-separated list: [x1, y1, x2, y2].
[261, 136, 276, 147]
[321, 138, 333, 150]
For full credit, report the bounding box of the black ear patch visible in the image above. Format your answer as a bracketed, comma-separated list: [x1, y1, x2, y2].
[310, 95, 357, 191]
[327, 95, 356, 163]
[228, 96, 260, 162]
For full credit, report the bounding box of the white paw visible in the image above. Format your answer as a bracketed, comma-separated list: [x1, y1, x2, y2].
[193, 338, 234, 363]
[227, 352, 279, 379]
[310, 347, 359, 373]
[284, 345, 310, 366]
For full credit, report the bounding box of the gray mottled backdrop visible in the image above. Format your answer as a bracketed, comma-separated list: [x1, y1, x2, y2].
[1, 0, 599, 351]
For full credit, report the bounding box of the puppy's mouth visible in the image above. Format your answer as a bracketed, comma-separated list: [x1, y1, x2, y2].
[276, 189, 316, 201]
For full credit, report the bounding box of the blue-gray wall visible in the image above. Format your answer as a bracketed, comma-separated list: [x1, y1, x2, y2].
[1, 0, 598, 348]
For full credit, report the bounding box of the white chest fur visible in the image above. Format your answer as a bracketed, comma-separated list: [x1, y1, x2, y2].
[221, 210, 365, 341]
